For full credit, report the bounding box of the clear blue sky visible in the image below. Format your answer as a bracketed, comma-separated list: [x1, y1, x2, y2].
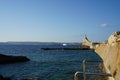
[0, 0, 120, 42]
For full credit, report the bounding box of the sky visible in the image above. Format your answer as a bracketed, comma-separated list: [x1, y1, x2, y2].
[0, 0, 120, 42]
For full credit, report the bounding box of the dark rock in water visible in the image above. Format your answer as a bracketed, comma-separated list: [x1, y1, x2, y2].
[0, 75, 11, 80]
[0, 54, 30, 64]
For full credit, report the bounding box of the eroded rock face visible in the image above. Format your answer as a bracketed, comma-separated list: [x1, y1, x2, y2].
[95, 31, 120, 80]
[108, 31, 120, 45]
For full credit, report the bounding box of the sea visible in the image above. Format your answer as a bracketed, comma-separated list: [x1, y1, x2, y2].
[0, 43, 101, 80]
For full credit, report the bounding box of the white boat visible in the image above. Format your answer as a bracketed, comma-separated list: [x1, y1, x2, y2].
[62, 43, 67, 46]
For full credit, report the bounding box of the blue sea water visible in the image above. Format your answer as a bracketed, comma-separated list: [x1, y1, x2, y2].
[0, 44, 101, 80]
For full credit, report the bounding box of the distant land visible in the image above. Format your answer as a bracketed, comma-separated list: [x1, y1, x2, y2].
[0, 42, 81, 45]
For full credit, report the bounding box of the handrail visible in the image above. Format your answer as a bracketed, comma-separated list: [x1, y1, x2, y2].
[74, 71, 82, 80]
[83, 60, 86, 80]
[74, 72, 112, 80]
[74, 60, 112, 80]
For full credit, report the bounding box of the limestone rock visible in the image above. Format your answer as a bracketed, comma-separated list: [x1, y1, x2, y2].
[95, 31, 120, 80]
[108, 31, 120, 45]
[82, 31, 120, 80]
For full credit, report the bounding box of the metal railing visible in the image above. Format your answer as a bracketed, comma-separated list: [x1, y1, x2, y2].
[74, 60, 112, 80]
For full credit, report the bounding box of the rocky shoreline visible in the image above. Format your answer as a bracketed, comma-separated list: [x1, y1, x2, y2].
[82, 31, 120, 80]
[95, 31, 120, 80]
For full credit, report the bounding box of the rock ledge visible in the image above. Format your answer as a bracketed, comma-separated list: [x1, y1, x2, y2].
[0, 54, 30, 64]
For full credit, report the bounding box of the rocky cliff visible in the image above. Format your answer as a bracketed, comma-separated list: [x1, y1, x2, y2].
[82, 35, 99, 49]
[82, 35, 92, 47]
[95, 31, 120, 80]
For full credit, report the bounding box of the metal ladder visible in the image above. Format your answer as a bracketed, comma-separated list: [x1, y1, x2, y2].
[74, 60, 112, 80]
